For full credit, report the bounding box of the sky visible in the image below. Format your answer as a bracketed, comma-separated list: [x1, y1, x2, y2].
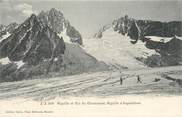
[0, 0, 181, 37]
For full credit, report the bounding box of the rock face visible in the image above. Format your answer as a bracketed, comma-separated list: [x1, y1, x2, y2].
[128, 22, 141, 43]
[111, 15, 182, 39]
[145, 36, 182, 66]
[0, 25, 6, 32]
[38, 8, 82, 45]
[137, 20, 182, 37]
[0, 14, 65, 64]
[0, 23, 18, 40]
[0, 14, 66, 82]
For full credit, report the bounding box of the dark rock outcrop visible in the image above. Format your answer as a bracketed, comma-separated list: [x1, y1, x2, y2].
[139, 21, 182, 37]
[140, 36, 182, 66]
[128, 22, 141, 43]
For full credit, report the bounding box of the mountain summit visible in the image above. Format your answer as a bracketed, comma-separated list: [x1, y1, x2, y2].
[38, 8, 83, 45]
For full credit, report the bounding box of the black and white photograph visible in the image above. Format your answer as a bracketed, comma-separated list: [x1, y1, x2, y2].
[0, 0, 182, 116]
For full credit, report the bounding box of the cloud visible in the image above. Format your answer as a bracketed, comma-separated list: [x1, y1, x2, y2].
[15, 3, 34, 17]
[0, 2, 37, 24]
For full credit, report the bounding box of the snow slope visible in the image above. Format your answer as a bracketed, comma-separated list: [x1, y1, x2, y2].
[57, 27, 108, 75]
[59, 43, 107, 75]
[83, 28, 157, 69]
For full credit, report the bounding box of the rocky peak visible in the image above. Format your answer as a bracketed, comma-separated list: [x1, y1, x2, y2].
[38, 8, 83, 45]
[38, 8, 65, 33]
[29, 14, 38, 25]
[0, 13, 65, 64]
[49, 8, 64, 17]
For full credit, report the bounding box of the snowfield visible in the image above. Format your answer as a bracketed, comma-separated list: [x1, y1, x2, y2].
[0, 65, 181, 100]
[83, 28, 157, 69]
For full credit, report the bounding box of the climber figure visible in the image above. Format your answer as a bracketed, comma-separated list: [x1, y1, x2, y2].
[137, 75, 142, 83]
[120, 76, 123, 85]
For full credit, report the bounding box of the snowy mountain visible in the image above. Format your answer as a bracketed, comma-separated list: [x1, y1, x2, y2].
[92, 15, 182, 67]
[0, 14, 65, 82]
[0, 11, 107, 83]
[0, 14, 65, 63]
[0, 8, 83, 45]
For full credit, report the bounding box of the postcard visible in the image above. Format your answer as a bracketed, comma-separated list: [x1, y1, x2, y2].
[0, 0, 182, 116]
